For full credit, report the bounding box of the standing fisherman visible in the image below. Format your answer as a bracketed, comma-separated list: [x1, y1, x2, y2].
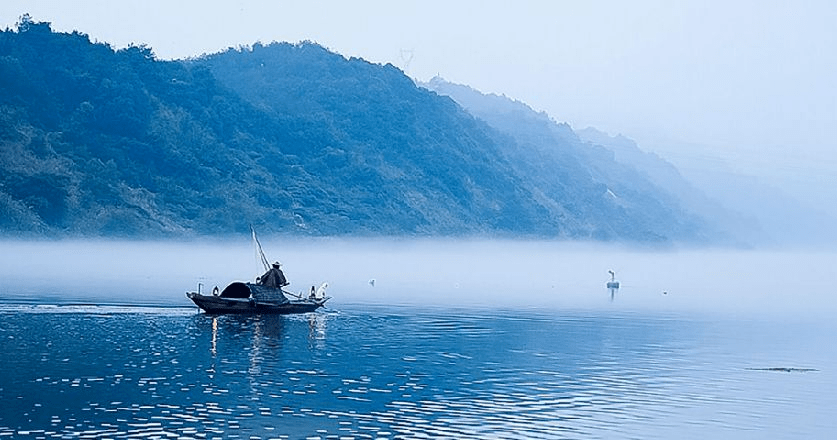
[259, 261, 288, 289]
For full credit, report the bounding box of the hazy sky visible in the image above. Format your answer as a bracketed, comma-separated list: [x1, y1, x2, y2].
[2, 1, 835, 184]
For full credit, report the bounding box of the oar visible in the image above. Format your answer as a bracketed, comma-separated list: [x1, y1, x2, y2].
[281, 289, 303, 299]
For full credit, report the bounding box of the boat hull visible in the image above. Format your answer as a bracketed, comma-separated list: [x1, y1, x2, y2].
[187, 292, 325, 315]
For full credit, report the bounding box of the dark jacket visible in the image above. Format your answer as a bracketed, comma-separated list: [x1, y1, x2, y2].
[259, 267, 288, 288]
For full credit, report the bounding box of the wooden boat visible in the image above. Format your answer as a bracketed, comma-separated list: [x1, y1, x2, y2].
[186, 226, 330, 315]
[187, 282, 329, 314]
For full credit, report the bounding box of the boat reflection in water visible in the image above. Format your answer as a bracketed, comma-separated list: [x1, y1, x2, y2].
[203, 312, 329, 368]
[211, 315, 218, 357]
[200, 312, 332, 401]
[307, 312, 328, 349]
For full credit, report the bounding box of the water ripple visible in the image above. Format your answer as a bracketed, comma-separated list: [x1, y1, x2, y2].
[0, 305, 833, 439]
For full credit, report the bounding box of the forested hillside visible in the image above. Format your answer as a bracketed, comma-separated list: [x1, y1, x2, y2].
[0, 17, 715, 242]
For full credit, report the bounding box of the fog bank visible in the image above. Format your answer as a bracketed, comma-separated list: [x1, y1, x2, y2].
[0, 239, 834, 320]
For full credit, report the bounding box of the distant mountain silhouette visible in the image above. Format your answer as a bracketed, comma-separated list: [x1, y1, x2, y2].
[0, 18, 717, 243]
[574, 127, 764, 246]
[422, 77, 726, 243]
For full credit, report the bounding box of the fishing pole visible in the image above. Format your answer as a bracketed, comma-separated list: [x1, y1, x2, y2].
[250, 224, 270, 273]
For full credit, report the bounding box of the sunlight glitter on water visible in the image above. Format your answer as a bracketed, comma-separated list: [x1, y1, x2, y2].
[0, 302, 834, 439]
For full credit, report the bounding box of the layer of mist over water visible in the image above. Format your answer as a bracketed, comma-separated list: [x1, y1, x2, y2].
[1, 239, 835, 319]
[1, 240, 835, 439]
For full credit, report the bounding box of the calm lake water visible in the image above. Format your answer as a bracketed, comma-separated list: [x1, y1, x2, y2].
[1, 242, 835, 439]
[0, 303, 834, 439]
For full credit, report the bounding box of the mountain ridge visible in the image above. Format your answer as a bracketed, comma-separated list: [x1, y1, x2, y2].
[421, 77, 724, 244]
[1, 18, 717, 243]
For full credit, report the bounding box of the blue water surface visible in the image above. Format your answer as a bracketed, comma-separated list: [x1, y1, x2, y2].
[0, 301, 834, 439]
